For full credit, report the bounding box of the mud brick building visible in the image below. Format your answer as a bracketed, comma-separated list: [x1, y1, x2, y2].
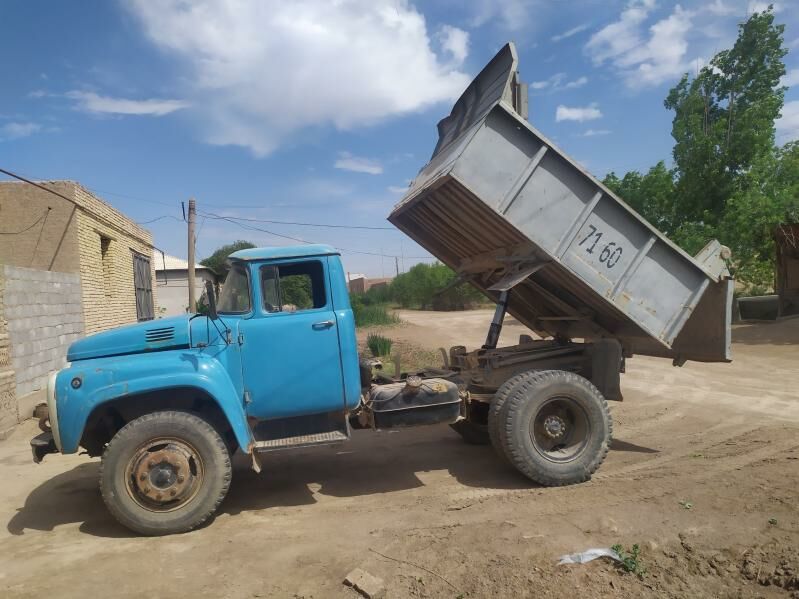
[0, 181, 158, 436]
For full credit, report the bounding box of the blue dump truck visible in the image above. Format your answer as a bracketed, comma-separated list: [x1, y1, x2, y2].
[31, 44, 733, 535]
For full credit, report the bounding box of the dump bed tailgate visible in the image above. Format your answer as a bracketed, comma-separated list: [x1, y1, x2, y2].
[389, 43, 732, 363]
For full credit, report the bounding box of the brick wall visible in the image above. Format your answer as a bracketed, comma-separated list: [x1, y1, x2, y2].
[0, 267, 18, 437]
[72, 184, 159, 334]
[0, 180, 159, 428]
[3, 265, 84, 418]
[0, 181, 80, 273]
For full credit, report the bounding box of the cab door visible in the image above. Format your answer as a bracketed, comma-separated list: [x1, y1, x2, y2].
[238, 257, 346, 420]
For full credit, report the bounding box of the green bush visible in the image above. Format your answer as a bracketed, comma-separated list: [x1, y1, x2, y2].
[351, 296, 400, 327]
[390, 262, 484, 310]
[367, 333, 393, 357]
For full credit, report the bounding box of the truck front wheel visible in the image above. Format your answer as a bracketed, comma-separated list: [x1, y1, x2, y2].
[497, 370, 611, 486]
[99, 411, 232, 536]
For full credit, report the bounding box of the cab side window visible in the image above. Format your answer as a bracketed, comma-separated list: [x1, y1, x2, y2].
[260, 261, 326, 313]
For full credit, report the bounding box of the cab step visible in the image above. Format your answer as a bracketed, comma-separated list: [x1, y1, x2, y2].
[253, 430, 349, 451]
[251, 410, 350, 452]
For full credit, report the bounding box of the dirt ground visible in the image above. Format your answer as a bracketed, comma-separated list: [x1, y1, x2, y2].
[1, 311, 798, 598]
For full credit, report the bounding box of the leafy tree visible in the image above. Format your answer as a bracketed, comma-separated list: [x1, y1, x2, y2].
[280, 274, 313, 309]
[200, 240, 256, 276]
[390, 262, 483, 309]
[603, 162, 676, 234]
[607, 6, 793, 287]
[717, 142, 799, 286]
[665, 6, 786, 235]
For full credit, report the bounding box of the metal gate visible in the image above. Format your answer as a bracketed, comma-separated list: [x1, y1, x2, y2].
[133, 251, 154, 321]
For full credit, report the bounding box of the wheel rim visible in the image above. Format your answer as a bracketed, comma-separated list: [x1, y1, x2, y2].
[124, 437, 204, 512]
[529, 396, 590, 463]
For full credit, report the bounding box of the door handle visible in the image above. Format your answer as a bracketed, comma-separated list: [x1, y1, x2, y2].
[312, 320, 335, 330]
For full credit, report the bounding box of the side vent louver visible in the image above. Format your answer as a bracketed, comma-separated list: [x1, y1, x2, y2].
[145, 326, 175, 343]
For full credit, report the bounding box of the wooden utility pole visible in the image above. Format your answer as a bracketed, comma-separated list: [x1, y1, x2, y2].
[187, 198, 197, 310]
[395, 256, 399, 277]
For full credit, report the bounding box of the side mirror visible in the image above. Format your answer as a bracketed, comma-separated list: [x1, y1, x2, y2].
[205, 280, 218, 320]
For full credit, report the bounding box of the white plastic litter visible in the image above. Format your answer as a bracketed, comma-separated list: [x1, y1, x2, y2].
[557, 548, 621, 565]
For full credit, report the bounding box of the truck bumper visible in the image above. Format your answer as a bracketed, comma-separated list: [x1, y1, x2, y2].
[31, 432, 57, 463]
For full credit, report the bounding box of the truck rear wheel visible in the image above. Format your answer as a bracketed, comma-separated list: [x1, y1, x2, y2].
[100, 411, 232, 536]
[497, 370, 611, 486]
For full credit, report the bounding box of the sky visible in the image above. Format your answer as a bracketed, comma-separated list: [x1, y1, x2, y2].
[1, 0, 798, 277]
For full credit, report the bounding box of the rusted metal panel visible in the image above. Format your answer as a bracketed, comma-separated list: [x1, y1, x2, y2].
[389, 43, 733, 363]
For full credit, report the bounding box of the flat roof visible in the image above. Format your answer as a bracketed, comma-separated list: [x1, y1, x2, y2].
[229, 244, 339, 261]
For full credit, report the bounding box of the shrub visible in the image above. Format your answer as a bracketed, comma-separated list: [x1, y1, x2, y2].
[367, 333, 393, 357]
[351, 297, 400, 327]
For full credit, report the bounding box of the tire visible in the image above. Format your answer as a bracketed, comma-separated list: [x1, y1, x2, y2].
[100, 411, 232, 536]
[498, 370, 611, 486]
[450, 420, 490, 445]
[488, 371, 538, 464]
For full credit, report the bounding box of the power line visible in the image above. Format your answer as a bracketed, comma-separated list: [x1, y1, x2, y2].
[0, 209, 49, 234]
[83, 186, 177, 208]
[213, 210, 433, 260]
[136, 215, 183, 225]
[197, 209, 397, 231]
[0, 166, 167, 255]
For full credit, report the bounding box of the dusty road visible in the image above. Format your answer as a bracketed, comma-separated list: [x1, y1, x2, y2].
[1, 311, 797, 598]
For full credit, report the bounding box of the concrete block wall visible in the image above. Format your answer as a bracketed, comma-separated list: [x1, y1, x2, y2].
[73, 184, 158, 334]
[3, 265, 84, 417]
[0, 267, 19, 437]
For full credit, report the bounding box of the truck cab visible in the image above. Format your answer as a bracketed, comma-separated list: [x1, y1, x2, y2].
[32, 245, 372, 534]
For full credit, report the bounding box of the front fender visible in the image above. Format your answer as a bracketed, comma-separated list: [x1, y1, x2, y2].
[55, 350, 253, 454]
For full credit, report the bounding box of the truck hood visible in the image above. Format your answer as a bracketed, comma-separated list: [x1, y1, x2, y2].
[67, 315, 192, 361]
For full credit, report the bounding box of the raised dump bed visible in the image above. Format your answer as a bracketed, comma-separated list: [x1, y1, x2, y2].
[389, 43, 733, 364]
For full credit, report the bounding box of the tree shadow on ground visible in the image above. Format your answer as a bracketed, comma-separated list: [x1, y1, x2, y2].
[6, 425, 534, 538]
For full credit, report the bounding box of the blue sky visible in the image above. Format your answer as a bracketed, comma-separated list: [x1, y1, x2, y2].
[1, 0, 798, 276]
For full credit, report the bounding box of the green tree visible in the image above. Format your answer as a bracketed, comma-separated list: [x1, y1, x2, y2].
[664, 6, 786, 235]
[200, 240, 256, 276]
[607, 6, 793, 288]
[390, 262, 483, 309]
[603, 161, 676, 234]
[717, 142, 799, 286]
[280, 274, 313, 309]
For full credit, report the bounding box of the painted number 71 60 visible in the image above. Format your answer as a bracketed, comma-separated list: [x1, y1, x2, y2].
[577, 224, 624, 269]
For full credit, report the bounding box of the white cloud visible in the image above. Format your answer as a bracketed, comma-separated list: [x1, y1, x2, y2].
[556, 104, 602, 122]
[530, 73, 586, 91]
[585, 1, 695, 89]
[552, 23, 590, 42]
[789, 38, 799, 49]
[583, 128, 611, 136]
[564, 76, 588, 89]
[585, 0, 653, 65]
[438, 25, 469, 65]
[748, 1, 781, 13]
[531, 73, 564, 90]
[27, 90, 47, 99]
[781, 69, 799, 88]
[66, 91, 189, 116]
[127, 0, 471, 156]
[470, 0, 531, 31]
[0, 122, 41, 140]
[777, 101, 799, 143]
[705, 0, 737, 16]
[334, 152, 383, 175]
[387, 185, 409, 193]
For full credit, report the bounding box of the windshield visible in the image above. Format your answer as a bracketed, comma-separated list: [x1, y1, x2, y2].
[217, 265, 251, 313]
